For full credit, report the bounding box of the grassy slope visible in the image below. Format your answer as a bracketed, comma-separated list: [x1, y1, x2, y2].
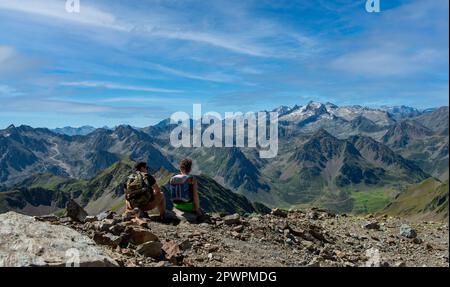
[0, 160, 270, 216]
[384, 178, 449, 221]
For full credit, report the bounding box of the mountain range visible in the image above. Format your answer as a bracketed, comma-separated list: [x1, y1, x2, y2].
[0, 102, 448, 216]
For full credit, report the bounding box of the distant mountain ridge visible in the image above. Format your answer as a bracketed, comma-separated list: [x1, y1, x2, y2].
[0, 102, 448, 214]
[52, 126, 98, 136]
[0, 160, 269, 216]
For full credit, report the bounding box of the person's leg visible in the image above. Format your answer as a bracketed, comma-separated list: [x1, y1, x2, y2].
[156, 192, 166, 218]
[142, 192, 166, 218]
[125, 200, 133, 211]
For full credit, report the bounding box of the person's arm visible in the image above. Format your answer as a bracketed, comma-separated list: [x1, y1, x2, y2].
[192, 177, 200, 212]
[147, 174, 161, 195]
[152, 182, 162, 194]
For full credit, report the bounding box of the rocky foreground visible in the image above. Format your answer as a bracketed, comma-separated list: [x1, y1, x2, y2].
[0, 203, 448, 267]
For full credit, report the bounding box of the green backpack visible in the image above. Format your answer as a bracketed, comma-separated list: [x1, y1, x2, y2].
[125, 171, 153, 208]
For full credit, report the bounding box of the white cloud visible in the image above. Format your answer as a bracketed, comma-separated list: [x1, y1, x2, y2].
[1, 96, 167, 116]
[329, 0, 448, 78]
[0, 84, 21, 97]
[98, 96, 189, 104]
[331, 48, 442, 77]
[146, 62, 235, 83]
[0, 0, 318, 58]
[150, 29, 270, 57]
[0, 45, 39, 76]
[60, 81, 183, 93]
[0, 46, 15, 63]
[0, 0, 131, 31]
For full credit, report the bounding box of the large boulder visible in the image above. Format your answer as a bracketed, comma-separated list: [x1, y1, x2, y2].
[66, 199, 88, 223]
[0, 212, 119, 267]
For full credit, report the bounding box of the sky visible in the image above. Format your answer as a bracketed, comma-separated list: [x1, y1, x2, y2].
[0, 0, 448, 128]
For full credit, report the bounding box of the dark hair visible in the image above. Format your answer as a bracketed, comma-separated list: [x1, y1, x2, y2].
[135, 162, 148, 171]
[180, 158, 192, 174]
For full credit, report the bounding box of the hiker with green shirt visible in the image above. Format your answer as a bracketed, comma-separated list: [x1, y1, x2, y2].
[169, 159, 202, 217]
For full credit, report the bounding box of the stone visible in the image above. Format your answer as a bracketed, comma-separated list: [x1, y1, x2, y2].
[120, 248, 132, 256]
[271, 208, 288, 218]
[173, 208, 198, 223]
[307, 211, 319, 220]
[59, 217, 72, 223]
[178, 240, 192, 251]
[128, 227, 159, 245]
[223, 213, 241, 225]
[96, 219, 115, 232]
[65, 199, 88, 223]
[306, 258, 321, 267]
[231, 231, 240, 237]
[207, 245, 220, 253]
[135, 241, 163, 258]
[400, 224, 417, 239]
[301, 240, 315, 250]
[412, 237, 422, 244]
[162, 240, 183, 264]
[364, 222, 380, 230]
[233, 225, 244, 232]
[155, 261, 171, 267]
[109, 224, 126, 236]
[0, 212, 118, 267]
[34, 215, 59, 223]
[131, 217, 151, 228]
[84, 216, 98, 223]
[93, 233, 122, 248]
[122, 208, 146, 221]
[97, 210, 115, 221]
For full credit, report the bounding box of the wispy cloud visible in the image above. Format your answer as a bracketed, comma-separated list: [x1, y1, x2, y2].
[0, 45, 39, 76]
[146, 62, 235, 83]
[0, 0, 318, 58]
[98, 96, 190, 104]
[0, 45, 14, 63]
[329, 0, 449, 78]
[331, 48, 443, 77]
[60, 81, 183, 93]
[0, 84, 23, 97]
[148, 29, 270, 57]
[1, 96, 168, 117]
[0, 0, 447, 127]
[0, 0, 131, 31]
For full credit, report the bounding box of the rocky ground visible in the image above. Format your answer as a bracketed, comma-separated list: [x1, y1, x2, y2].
[31, 200, 449, 267]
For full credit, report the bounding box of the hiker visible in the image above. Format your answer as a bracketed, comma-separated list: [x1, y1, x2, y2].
[169, 159, 202, 217]
[125, 162, 166, 218]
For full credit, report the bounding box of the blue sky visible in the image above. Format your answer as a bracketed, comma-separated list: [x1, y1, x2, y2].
[0, 0, 448, 128]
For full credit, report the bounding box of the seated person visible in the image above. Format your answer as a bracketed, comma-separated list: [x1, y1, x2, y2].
[169, 159, 201, 216]
[125, 162, 166, 219]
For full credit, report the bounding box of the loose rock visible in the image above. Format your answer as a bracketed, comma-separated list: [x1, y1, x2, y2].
[66, 199, 88, 223]
[400, 224, 417, 239]
[136, 241, 163, 258]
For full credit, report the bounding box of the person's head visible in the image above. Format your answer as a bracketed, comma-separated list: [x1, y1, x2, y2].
[135, 162, 148, 172]
[179, 158, 192, 175]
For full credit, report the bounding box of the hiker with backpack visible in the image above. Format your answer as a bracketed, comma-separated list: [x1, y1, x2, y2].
[169, 159, 204, 219]
[125, 162, 166, 219]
